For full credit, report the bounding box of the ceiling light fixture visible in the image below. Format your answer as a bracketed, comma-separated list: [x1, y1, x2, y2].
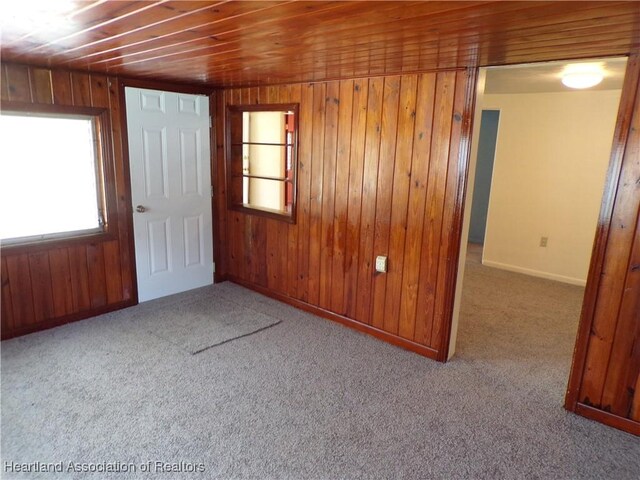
[561, 63, 605, 89]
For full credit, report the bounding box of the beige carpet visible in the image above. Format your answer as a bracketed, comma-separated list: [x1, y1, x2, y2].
[1, 246, 638, 479]
[457, 243, 585, 394]
[133, 289, 281, 354]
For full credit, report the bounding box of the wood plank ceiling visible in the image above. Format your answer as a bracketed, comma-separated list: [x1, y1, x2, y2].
[1, 1, 638, 88]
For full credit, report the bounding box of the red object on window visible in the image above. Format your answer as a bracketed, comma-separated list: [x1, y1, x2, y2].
[284, 113, 295, 209]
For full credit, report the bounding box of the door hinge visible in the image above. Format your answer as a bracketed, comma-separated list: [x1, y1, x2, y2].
[209, 116, 212, 128]
[210, 185, 214, 197]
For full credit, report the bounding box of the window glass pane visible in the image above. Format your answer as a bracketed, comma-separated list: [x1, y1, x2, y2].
[246, 144, 286, 179]
[246, 178, 287, 213]
[246, 111, 286, 144]
[0, 113, 101, 240]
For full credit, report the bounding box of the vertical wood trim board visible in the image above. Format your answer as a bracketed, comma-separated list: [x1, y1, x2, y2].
[0, 63, 136, 339]
[216, 70, 476, 359]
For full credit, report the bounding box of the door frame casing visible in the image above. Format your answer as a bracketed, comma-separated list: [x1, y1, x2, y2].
[117, 77, 217, 305]
[435, 67, 479, 360]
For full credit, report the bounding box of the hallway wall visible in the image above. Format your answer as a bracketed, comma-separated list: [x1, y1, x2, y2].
[482, 89, 621, 285]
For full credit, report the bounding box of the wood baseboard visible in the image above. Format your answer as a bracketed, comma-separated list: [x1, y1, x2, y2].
[574, 403, 640, 436]
[1, 299, 137, 340]
[226, 275, 440, 361]
[214, 272, 228, 283]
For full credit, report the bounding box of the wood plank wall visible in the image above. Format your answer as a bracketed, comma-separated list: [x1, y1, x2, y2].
[566, 54, 640, 436]
[2, 58, 635, 436]
[215, 69, 475, 360]
[0, 63, 136, 339]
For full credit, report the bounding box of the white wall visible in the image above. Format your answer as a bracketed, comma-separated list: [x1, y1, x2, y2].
[482, 89, 621, 285]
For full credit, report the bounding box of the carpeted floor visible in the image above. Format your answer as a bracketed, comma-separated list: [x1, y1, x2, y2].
[1, 248, 638, 479]
[130, 288, 281, 354]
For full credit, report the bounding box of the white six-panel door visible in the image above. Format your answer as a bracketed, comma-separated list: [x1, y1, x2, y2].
[125, 87, 213, 302]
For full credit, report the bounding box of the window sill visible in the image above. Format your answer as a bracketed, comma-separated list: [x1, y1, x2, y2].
[229, 204, 296, 224]
[1, 229, 119, 255]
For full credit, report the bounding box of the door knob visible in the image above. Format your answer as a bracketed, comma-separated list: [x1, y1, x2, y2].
[136, 205, 147, 213]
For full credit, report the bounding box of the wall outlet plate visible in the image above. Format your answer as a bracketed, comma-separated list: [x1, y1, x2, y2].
[540, 236, 548, 247]
[375, 255, 388, 273]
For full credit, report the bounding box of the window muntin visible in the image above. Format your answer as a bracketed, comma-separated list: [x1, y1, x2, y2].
[226, 104, 298, 222]
[0, 106, 112, 246]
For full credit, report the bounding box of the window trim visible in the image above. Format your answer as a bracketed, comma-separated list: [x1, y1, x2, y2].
[0, 101, 119, 253]
[225, 103, 299, 224]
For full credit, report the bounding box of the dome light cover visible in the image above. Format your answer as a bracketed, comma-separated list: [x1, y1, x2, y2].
[561, 63, 604, 89]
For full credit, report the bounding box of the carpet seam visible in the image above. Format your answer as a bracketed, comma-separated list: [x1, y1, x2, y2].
[190, 320, 283, 355]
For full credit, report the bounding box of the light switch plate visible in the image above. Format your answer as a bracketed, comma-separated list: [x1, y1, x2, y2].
[375, 255, 388, 273]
